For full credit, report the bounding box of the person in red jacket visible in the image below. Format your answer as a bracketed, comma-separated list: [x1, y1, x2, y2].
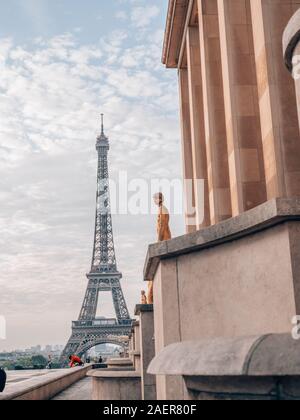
[68, 355, 84, 368]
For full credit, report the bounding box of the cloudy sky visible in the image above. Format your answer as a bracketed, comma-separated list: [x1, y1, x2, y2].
[0, 0, 184, 351]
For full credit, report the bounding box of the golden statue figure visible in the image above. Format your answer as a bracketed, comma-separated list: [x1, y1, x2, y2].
[147, 193, 172, 305]
[141, 290, 148, 305]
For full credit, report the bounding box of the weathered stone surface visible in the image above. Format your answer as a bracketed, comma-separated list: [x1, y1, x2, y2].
[148, 336, 262, 377]
[88, 370, 141, 401]
[148, 334, 300, 377]
[52, 377, 92, 401]
[185, 376, 300, 400]
[247, 334, 300, 376]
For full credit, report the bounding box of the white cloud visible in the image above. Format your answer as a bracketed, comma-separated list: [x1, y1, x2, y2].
[115, 10, 128, 21]
[131, 5, 160, 28]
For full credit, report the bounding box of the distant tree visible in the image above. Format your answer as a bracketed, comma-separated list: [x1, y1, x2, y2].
[31, 355, 47, 369]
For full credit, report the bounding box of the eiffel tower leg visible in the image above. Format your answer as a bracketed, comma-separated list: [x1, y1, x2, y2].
[112, 280, 130, 320]
[79, 283, 98, 321]
[60, 335, 83, 367]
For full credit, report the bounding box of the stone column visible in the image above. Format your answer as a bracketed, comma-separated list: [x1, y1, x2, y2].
[186, 26, 211, 228]
[251, 0, 300, 201]
[135, 304, 157, 401]
[197, 0, 232, 224]
[284, 8, 300, 132]
[218, 0, 267, 215]
[179, 68, 197, 233]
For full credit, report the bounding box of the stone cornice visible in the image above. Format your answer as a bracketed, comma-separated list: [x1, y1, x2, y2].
[162, 0, 189, 68]
[144, 198, 300, 281]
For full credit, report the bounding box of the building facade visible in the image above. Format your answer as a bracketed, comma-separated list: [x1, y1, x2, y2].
[163, 0, 300, 231]
[141, 1, 300, 400]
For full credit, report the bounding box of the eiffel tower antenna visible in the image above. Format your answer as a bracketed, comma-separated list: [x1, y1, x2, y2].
[61, 116, 133, 363]
[101, 113, 104, 135]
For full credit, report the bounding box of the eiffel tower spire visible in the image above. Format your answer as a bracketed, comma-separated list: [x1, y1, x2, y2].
[91, 114, 117, 274]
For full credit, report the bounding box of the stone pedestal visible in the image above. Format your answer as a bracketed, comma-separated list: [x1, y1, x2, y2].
[144, 198, 300, 400]
[106, 358, 133, 370]
[88, 371, 141, 401]
[135, 304, 157, 401]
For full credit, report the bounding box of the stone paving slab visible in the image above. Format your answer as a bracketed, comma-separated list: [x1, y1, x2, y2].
[52, 377, 92, 400]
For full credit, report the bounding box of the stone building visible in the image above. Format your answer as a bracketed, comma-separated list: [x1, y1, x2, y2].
[163, 0, 300, 231]
[143, 0, 300, 400]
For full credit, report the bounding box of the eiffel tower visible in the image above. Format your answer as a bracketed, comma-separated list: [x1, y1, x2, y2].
[61, 115, 133, 363]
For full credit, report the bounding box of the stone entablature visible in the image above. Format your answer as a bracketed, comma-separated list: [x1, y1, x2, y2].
[162, 0, 189, 68]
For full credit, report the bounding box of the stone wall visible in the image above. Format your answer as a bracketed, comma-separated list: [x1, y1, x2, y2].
[145, 198, 300, 400]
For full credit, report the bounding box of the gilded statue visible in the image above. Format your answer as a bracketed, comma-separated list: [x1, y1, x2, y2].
[147, 193, 172, 304]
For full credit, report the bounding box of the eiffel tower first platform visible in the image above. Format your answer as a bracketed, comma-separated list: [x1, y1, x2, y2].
[61, 116, 133, 363]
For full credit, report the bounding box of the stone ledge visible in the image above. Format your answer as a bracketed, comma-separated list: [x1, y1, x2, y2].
[283, 8, 300, 72]
[134, 304, 154, 316]
[148, 334, 300, 377]
[0, 366, 92, 401]
[129, 351, 141, 357]
[144, 198, 300, 281]
[88, 370, 141, 379]
[89, 370, 142, 400]
[107, 359, 133, 367]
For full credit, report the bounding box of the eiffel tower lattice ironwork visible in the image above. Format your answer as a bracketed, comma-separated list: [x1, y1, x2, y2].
[61, 115, 133, 363]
